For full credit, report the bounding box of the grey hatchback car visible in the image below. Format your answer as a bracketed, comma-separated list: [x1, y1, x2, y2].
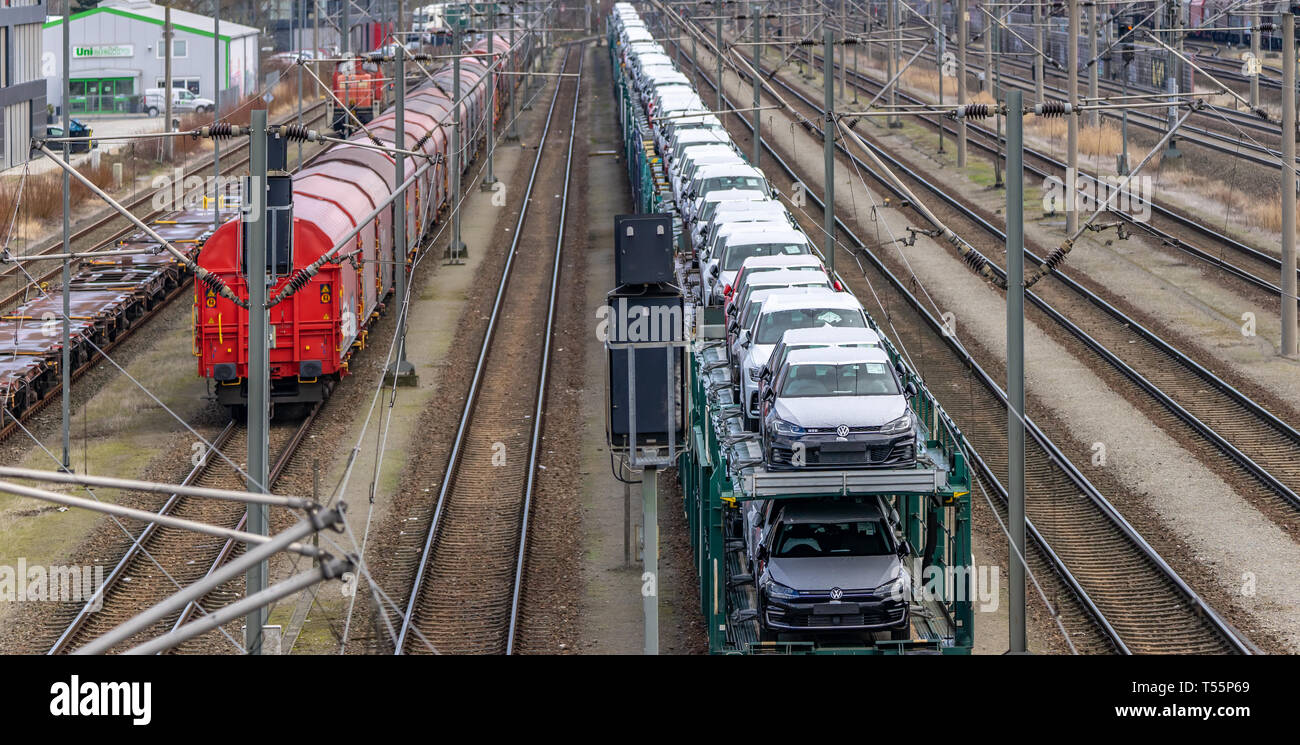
[752, 499, 911, 640]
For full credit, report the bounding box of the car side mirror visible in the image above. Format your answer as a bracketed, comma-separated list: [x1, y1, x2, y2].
[757, 545, 769, 562]
[898, 539, 912, 557]
[760, 366, 771, 381]
[739, 330, 752, 348]
[725, 304, 737, 317]
[905, 381, 918, 397]
[710, 264, 720, 278]
[762, 387, 776, 402]
[727, 319, 739, 333]
[894, 360, 906, 377]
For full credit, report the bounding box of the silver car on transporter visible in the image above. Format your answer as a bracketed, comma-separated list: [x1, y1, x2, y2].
[748, 498, 913, 640]
[759, 345, 918, 469]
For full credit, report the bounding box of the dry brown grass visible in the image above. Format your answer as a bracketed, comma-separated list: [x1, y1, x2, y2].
[1079, 124, 1122, 157]
[0, 156, 118, 243]
[1026, 114, 1067, 140]
[1154, 158, 1298, 238]
[0, 76, 318, 247]
[899, 66, 959, 103]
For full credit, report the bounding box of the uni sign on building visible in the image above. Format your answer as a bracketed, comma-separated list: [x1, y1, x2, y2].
[42, 0, 258, 116]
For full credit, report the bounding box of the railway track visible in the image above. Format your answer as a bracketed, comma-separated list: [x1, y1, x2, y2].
[796, 41, 1300, 307]
[45, 405, 320, 654]
[819, 32, 1292, 169]
[663, 14, 1253, 653]
[767, 42, 1300, 532]
[392, 46, 584, 655]
[0, 104, 330, 447]
[0, 100, 330, 311]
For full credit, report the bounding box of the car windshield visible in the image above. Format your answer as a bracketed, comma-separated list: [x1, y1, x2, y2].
[701, 175, 768, 195]
[756, 307, 865, 344]
[772, 518, 893, 558]
[780, 361, 900, 397]
[722, 242, 810, 271]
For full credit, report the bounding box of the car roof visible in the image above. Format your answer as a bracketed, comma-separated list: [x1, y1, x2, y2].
[761, 290, 861, 313]
[701, 189, 766, 203]
[783, 345, 892, 366]
[695, 163, 764, 178]
[648, 72, 691, 85]
[740, 269, 830, 287]
[677, 130, 730, 143]
[712, 199, 785, 214]
[712, 199, 784, 213]
[746, 286, 829, 308]
[713, 219, 790, 237]
[739, 254, 822, 270]
[724, 229, 808, 246]
[670, 113, 723, 127]
[681, 144, 739, 157]
[778, 500, 885, 523]
[777, 326, 881, 346]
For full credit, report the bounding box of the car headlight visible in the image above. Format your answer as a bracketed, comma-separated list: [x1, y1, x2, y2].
[882, 410, 914, 434]
[879, 572, 910, 602]
[772, 418, 806, 436]
[765, 580, 800, 600]
[747, 366, 761, 382]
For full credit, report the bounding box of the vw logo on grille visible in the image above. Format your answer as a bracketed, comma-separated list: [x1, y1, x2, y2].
[829, 587, 843, 600]
[835, 424, 850, 438]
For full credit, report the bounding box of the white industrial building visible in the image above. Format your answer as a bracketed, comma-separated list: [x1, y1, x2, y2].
[1, 0, 46, 170]
[43, 0, 260, 115]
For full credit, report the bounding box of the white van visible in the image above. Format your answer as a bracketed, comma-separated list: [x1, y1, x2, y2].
[143, 88, 215, 117]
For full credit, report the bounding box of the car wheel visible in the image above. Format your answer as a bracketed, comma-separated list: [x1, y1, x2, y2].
[147, 106, 159, 117]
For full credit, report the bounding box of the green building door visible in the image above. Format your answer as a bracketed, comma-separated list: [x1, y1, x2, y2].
[69, 77, 135, 114]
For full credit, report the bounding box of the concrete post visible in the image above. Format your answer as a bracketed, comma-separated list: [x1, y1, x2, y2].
[1005, 86, 1027, 656]
[1067, 0, 1079, 234]
[958, 0, 967, 167]
[824, 24, 835, 275]
[1283, 14, 1298, 357]
[244, 109, 271, 655]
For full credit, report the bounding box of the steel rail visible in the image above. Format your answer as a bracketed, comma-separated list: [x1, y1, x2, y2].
[766, 48, 1300, 513]
[162, 401, 323, 647]
[395, 46, 577, 654]
[506, 48, 585, 655]
[46, 420, 238, 654]
[668, 28, 1253, 655]
[0, 100, 330, 307]
[809, 39, 1300, 299]
[817, 35, 1288, 167]
[47, 402, 320, 654]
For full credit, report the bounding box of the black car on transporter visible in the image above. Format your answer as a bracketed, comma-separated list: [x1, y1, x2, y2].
[749, 498, 913, 641]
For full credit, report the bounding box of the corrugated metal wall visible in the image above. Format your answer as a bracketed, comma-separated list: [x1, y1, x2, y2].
[1, 19, 43, 169]
[3, 101, 31, 169]
[11, 22, 40, 85]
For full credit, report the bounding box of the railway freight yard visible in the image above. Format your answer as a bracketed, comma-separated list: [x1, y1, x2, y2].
[0, 0, 1292, 724]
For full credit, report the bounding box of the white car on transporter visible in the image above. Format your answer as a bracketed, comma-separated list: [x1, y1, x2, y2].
[702, 227, 813, 305]
[735, 290, 870, 426]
